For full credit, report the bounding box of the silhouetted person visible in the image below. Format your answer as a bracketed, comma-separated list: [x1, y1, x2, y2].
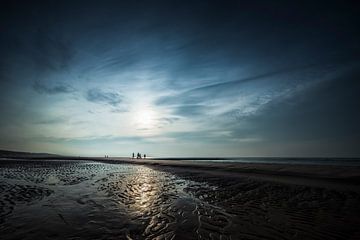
[132, 152, 135, 159]
[144, 154, 146, 159]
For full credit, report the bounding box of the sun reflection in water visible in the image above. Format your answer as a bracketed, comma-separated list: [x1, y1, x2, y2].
[127, 167, 161, 214]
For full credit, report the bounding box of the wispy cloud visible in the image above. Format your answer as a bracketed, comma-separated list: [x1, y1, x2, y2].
[172, 104, 207, 117]
[156, 63, 345, 121]
[34, 116, 68, 125]
[34, 135, 144, 143]
[157, 117, 180, 124]
[163, 130, 236, 143]
[85, 88, 124, 107]
[33, 81, 76, 95]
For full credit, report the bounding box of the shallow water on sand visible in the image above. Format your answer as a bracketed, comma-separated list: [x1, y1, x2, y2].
[1, 160, 360, 240]
[0, 160, 232, 240]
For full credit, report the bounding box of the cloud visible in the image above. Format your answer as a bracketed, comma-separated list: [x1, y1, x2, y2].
[173, 104, 207, 117]
[158, 62, 334, 105]
[163, 130, 234, 143]
[33, 81, 76, 95]
[157, 117, 180, 124]
[34, 135, 145, 144]
[156, 62, 348, 121]
[227, 68, 360, 143]
[111, 108, 128, 113]
[155, 117, 180, 128]
[86, 88, 123, 107]
[34, 116, 68, 125]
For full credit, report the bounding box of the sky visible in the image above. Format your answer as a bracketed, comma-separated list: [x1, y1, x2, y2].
[0, 0, 359, 157]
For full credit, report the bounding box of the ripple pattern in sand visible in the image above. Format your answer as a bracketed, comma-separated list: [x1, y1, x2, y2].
[1, 160, 360, 240]
[98, 166, 234, 239]
[0, 183, 53, 224]
[171, 169, 360, 240]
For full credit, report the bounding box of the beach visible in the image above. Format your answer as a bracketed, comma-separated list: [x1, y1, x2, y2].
[1, 158, 360, 239]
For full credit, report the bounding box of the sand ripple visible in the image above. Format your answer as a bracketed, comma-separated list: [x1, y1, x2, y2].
[1, 160, 360, 239]
[0, 183, 53, 224]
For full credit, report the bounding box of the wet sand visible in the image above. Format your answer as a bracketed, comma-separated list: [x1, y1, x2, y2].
[1, 159, 360, 239]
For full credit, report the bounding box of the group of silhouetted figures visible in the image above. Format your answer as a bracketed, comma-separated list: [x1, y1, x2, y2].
[132, 152, 146, 159]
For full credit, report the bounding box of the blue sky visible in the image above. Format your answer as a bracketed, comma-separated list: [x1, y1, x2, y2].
[0, 1, 359, 157]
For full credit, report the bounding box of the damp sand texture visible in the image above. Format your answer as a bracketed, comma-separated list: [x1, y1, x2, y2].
[1, 159, 360, 240]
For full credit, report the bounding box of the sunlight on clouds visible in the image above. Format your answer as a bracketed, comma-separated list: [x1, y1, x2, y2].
[133, 107, 157, 130]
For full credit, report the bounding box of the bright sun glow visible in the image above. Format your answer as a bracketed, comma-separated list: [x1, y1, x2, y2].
[134, 107, 157, 130]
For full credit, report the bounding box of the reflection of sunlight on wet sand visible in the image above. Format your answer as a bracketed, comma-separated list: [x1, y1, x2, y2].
[46, 175, 60, 185]
[101, 165, 183, 239]
[127, 167, 161, 214]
